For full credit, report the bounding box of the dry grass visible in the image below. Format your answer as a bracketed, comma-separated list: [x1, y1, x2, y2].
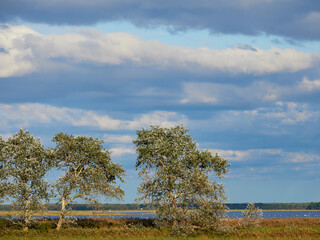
[0, 217, 319, 239]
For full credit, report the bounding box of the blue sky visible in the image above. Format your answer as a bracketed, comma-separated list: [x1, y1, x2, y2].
[1, 0, 320, 203]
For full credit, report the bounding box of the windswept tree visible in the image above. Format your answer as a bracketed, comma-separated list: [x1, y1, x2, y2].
[134, 125, 229, 234]
[52, 133, 125, 230]
[0, 130, 53, 231]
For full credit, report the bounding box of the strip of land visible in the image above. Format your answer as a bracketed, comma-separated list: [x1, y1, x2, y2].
[1, 202, 319, 212]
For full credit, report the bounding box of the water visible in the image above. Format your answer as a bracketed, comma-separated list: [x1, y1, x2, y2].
[3, 210, 320, 220]
[73, 210, 320, 219]
[227, 210, 320, 219]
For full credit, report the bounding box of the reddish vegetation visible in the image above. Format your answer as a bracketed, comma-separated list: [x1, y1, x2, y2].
[0, 217, 320, 239]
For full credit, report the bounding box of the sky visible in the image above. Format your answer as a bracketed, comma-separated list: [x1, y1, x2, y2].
[0, 0, 320, 203]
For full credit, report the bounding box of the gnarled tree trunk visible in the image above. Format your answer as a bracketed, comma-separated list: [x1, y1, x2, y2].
[56, 197, 66, 231]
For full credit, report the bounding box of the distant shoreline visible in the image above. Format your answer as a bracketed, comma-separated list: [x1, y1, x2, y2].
[1, 209, 320, 217]
[1, 202, 319, 212]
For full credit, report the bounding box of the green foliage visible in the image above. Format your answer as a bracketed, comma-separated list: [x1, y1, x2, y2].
[306, 202, 320, 210]
[134, 125, 230, 235]
[0, 129, 53, 230]
[52, 132, 126, 230]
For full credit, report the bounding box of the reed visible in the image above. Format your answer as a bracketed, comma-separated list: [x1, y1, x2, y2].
[0, 217, 319, 239]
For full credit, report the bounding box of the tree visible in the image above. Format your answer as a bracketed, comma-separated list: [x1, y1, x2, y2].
[133, 125, 229, 234]
[0, 130, 53, 231]
[307, 202, 320, 210]
[52, 133, 125, 230]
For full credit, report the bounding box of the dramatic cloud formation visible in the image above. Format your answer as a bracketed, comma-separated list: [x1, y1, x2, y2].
[1, 0, 320, 40]
[1, 24, 319, 78]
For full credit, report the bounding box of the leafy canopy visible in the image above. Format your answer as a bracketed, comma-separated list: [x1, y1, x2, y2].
[134, 125, 229, 234]
[0, 130, 53, 229]
[53, 132, 125, 207]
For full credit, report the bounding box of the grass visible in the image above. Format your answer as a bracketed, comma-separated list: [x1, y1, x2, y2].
[0, 217, 320, 239]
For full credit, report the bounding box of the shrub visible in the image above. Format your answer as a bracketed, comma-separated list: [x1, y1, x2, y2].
[241, 203, 263, 227]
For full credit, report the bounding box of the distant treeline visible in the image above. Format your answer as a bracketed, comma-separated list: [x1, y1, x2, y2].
[306, 202, 320, 210]
[1, 202, 319, 211]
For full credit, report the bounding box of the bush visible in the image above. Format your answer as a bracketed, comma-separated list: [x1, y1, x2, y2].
[241, 203, 263, 227]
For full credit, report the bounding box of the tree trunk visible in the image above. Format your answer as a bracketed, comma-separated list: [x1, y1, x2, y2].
[23, 226, 29, 232]
[56, 197, 66, 231]
[23, 199, 30, 232]
[171, 192, 178, 229]
[23, 215, 32, 231]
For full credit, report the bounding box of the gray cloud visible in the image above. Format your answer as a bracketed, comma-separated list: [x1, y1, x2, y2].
[1, 0, 320, 40]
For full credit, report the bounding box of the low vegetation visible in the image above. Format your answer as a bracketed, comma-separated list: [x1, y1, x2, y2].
[0, 217, 319, 239]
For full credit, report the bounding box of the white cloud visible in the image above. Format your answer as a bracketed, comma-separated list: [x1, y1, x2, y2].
[0, 25, 39, 77]
[0, 103, 186, 130]
[264, 102, 315, 124]
[211, 148, 320, 163]
[189, 101, 319, 136]
[286, 152, 320, 163]
[104, 134, 134, 143]
[0, 24, 318, 78]
[0, 133, 13, 140]
[110, 147, 135, 157]
[210, 148, 282, 161]
[126, 111, 188, 130]
[181, 77, 320, 106]
[71, 111, 122, 130]
[299, 77, 320, 91]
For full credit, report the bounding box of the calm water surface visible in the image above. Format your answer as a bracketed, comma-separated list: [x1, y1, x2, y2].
[3, 210, 319, 220]
[70, 210, 320, 219]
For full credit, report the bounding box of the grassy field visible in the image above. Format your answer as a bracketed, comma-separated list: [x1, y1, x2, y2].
[0, 217, 320, 239]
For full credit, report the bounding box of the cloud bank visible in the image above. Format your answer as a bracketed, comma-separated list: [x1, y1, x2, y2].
[211, 148, 320, 163]
[181, 77, 320, 106]
[1, 24, 318, 78]
[1, 0, 320, 40]
[0, 103, 187, 130]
